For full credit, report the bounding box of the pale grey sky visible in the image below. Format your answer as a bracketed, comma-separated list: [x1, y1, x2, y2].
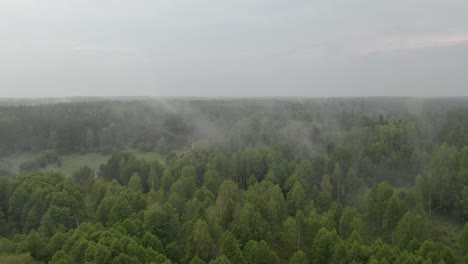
[1, 0, 468, 97]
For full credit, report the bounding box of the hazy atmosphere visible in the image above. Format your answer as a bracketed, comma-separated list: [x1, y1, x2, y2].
[1, 2, 468, 262]
[2, 0, 468, 97]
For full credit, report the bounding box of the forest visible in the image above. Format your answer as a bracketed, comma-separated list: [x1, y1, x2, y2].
[0, 98, 467, 263]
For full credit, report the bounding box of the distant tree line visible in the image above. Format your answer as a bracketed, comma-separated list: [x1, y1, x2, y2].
[1, 99, 467, 156]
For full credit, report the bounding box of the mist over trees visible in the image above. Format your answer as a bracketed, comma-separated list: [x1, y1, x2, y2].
[0, 98, 467, 263]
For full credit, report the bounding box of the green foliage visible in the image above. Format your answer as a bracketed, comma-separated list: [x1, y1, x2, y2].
[311, 228, 340, 264]
[0, 253, 35, 264]
[338, 207, 363, 239]
[1, 99, 468, 263]
[243, 240, 279, 264]
[72, 165, 94, 192]
[221, 231, 246, 264]
[144, 205, 180, 245]
[142, 232, 163, 253]
[459, 223, 468, 256]
[209, 256, 231, 264]
[289, 250, 308, 264]
[383, 196, 407, 231]
[128, 173, 143, 192]
[368, 182, 394, 228]
[185, 219, 214, 261]
[395, 212, 428, 248]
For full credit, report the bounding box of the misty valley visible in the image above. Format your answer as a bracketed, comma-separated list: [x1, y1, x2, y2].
[0, 98, 467, 264]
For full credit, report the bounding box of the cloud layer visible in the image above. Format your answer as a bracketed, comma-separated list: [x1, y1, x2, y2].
[1, 0, 468, 97]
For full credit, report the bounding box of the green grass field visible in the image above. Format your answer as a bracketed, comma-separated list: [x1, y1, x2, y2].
[0, 148, 176, 176]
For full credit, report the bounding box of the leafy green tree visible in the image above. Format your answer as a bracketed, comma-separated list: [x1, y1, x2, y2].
[383, 196, 406, 232]
[69, 237, 90, 263]
[203, 169, 222, 195]
[112, 253, 139, 264]
[243, 240, 280, 264]
[190, 255, 207, 264]
[160, 168, 175, 200]
[311, 228, 340, 264]
[221, 231, 246, 264]
[416, 144, 461, 216]
[0, 237, 16, 254]
[459, 186, 468, 224]
[417, 240, 456, 264]
[287, 182, 306, 214]
[186, 219, 214, 261]
[344, 168, 366, 207]
[109, 197, 132, 223]
[50, 250, 74, 264]
[232, 203, 272, 244]
[17, 230, 48, 261]
[282, 217, 300, 257]
[144, 205, 180, 245]
[395, 212, 427, 248]
[368, 182, 394, 228]
[142, 232, 163, 253]
[148, 160, 163, 191]
[338, 207, 362, 240]
[215, 180, 240, 228]
[90, 243, 112, 264]
[169, 168, 197, 210]
[72, 166, 94, 192]
[96, 195, 116, 223]
[459, 223, 468, 256]
[209, 255, 231, 264]
[331, 163, 344, 203]
[289, 250, 308, 264]
[330, 145, 353, 174]
[128, 173, 143, 192]
[165, 241, 184, 263]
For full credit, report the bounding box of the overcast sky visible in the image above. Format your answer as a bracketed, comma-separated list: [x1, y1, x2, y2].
[1, 0, 468, 97]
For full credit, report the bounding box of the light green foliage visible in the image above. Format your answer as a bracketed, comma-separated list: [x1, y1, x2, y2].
[142, 232, 163, 253]
[289, 250, 308, 264]
[221, 231, 246, 264]
[459, 223, 468, 256]
[417, 240, 456, 264]
[128, 173, 143, 192]
[186, 219, 214, 261]
[287, 182, 306, 214]
[143, 205, 180, 245]
[109, 197, 132, 223]
[282, 217, 300, 256]
[0, 254, 35, 264]
[368, 182, 394, 227]
[189, 255, 207, 264]
[311, 228, 340, 264]
[383, 196, 407, 231]
[338, 207, 363, 239]
[209, 256, 231, 264]
[232, 203, 272, 244]
[243, 240, 280, 264]
[395, 212, 428, 248]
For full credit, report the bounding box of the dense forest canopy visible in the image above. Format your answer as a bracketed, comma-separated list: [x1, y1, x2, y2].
[0, 98, 467, 263]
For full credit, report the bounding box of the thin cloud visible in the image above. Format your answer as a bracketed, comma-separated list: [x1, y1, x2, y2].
[73, 44, 137, 55]
[362, 33, 468, 54]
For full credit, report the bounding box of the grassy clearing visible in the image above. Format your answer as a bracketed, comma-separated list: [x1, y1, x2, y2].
[1, 148, 174, 176]
[0, 152, 36, 173]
